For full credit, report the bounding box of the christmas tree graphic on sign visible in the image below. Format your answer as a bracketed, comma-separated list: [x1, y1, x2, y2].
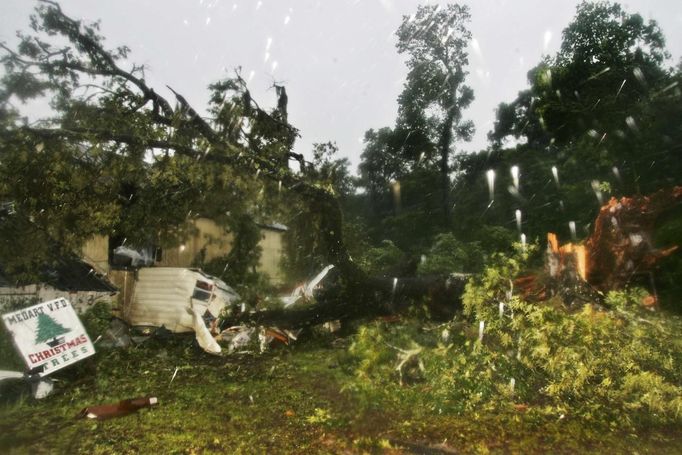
[34, 313, 71, 347]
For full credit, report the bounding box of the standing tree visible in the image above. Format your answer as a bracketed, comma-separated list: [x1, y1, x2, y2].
[489, 2, 679, 196]
[395, 4, 475, 225]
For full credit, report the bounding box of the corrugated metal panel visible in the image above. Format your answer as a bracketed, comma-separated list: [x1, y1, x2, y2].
[127, 268, 200, 331]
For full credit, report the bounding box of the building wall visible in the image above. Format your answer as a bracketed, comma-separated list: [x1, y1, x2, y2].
[0, 284, 115, 314]
[156, 218, 234, 267]
[107, 269, 135, 317]
[79, 218, 287, 286]
[258, 228, 286, 285]
[81, 235, 110, 273]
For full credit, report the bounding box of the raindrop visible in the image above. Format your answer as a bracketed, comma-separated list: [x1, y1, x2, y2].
[520, 233, 527, 249]
[654, 81, 679, 96]
[551, 166, 559, 187]
[180, 244, 186, 252]
[615, 79, 626, 99]
[508, 185, 521, 199]
[478, 320, 485, 342]
[248, 70, 255, 82]
[232, 3, 238, 11]
[499, 302, 505, 318]
[278, 180, 282, 192]
[264, 52, 270, 63]
[515, 209, 522, 232]
[486, 169, 495, 201]
[587, 129, 599, 139]
[587, 66, 610, 81]
[591, 180, 603, 204]
[392, 277, 398, 296]
[633, 67, 646, 86]
[569, 221, 577, 241]
[510, 378, 516, 393]
[391, 180, 402, 212]
[265, 37, 272, 51]
[420, 254, 426, 264]
[205, 16, 211, 25]
[255, 1, 262, 10]
[510, 165, 520, 190]
[543, 30, 552, 50]
[255, 168, 261, 178]
[598, 132, 607, 146]
[271, 61, 278, 72]
[612, 166, 621, 181]
[625, 116, 638, 133]
[283, 15, 291, 25]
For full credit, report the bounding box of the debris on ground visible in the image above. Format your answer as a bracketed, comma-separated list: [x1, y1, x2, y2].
[190, 307, 221, 355]
[217, 326, 255, 353]
[280, 265, 335, 308]
[126, 268, 239, 333]
[78, 396, 159, 420]
[98, 318, 133, 349]
[0, 370, 54, 400]
[124, 267, 240, 354]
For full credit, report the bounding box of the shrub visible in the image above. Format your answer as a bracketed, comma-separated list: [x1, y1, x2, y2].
[417, 233, 483, 275]
[347, 246, 682, 428]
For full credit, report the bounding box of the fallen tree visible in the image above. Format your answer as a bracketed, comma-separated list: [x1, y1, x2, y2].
[0, 2, 468, 325]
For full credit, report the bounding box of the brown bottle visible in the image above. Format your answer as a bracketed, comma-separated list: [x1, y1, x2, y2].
[78, 396, 158, 420]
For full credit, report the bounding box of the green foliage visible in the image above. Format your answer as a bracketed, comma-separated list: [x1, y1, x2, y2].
[357, 240, 406, 277]
[194, 214, 263, 288]
[78, 301, 114, 341]
[417, 233, 483, 275]
[348, 248, 682, 429]
[0, 4, 304, 281]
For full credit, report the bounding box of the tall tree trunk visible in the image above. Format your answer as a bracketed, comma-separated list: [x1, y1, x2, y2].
[438, 109, 456, 226]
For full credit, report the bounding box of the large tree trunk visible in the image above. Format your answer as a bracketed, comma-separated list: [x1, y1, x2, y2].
[224, 273, 470, 329]
[438, 109, 456, 226]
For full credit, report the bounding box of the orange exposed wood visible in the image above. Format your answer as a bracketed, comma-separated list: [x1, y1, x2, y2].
[544, 186, 681, 299]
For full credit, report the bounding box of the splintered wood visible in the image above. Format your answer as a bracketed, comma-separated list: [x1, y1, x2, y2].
[521, 187, 681, 305]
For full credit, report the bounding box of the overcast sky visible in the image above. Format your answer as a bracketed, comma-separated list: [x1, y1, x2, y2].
[1, 0, 681, 172]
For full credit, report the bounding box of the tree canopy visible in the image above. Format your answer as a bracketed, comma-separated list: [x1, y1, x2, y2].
[0, 0, 359, 285]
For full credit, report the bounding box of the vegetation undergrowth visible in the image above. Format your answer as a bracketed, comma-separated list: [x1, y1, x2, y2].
[347, 245, 682, 433]
[1, 294, 681, 453]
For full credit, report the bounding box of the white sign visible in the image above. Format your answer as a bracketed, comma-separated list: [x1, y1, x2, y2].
[1, 298, 95, 376]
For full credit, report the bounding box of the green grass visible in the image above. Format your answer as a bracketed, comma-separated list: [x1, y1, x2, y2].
[1, 332, 681, 454]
